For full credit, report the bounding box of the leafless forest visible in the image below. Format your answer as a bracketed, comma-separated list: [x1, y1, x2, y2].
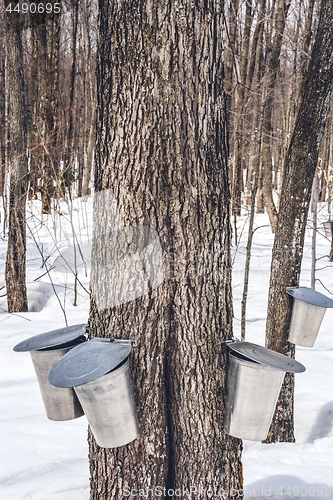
[1, 1, 333, 229]
[1, 0, 333, 496]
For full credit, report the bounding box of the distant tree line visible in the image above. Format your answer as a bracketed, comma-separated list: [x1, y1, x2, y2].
[0, 0, 97, 220]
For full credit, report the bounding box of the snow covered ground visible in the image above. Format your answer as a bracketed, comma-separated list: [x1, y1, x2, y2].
[0, 196, 332, 499]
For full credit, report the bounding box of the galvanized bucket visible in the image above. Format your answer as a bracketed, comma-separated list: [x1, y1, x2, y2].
[49, 338, 139, 448]
[30, 344, 85, 421]
[14, 324, 87, 421]
[323, 221, 333, 238]
[74, 358, 138, 448]
[224, 341, 305, 441]
[287, 287, 333, 347]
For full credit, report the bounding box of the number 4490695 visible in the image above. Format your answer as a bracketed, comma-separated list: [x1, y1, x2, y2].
[277, 486, 332, 497]
[6, 3, 60, 14]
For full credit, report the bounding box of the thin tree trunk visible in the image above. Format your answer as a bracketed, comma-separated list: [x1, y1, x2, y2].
[5, 13, 29, 312]
[28, 29, 38, 201]
[88, 0, 243, 498]
[224, 0, 240, 126]
[232, 1, 253, 215]
[246, 0, 266, 92]
[329, 233, 333, 261]
[29, 25, 46, 201]
[0, 18, 5, 198]
[241, 129, 261, 340]
[42, 6, 60, 213]
[260, 0, 291, 233]
[298, 0, 316, 105]
[311, 172, 318, 289]
[265, 0, 333, 444]
[82, 107, 95, 197]
[245, 0, 266, 208]
[82, 1, 95, 198]
[64, 0, 79, 192]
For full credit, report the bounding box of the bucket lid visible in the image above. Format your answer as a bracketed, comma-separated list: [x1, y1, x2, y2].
[286, 286, 333, 308]
[227, 341, 305, 373]
[48, 338, 132, 388]
[13, 324, 88, 352]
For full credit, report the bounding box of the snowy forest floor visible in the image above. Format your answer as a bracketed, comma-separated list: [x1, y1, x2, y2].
[0, 195, 332, 499]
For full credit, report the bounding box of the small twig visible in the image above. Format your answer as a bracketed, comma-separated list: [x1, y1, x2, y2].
[33, 269, 54, 282]
[316, 254, 330, 261]
[27, 223, 68, 326]
[252, 224, 272, 235]
[232, 217, 247, 265]
[316, 264, 333, 271]
[0, 313, 32, 323]
[26, 206, 90, 296]
[316, 278, 333, 295]
[233, 315, 261, 323]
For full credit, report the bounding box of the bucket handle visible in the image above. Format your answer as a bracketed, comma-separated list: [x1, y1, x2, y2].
[90, 337, 137, 347]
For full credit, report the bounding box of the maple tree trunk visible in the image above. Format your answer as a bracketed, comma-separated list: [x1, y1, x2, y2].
[265, 0, 333, 444]
[88, 0, 243, 498]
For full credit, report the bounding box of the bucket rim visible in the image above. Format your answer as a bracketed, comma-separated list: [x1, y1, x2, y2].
[48, 337, 132, 388]
[286, 286, 333, 308]
[227, 341, 306, 373]
[13, 324, 88, 352]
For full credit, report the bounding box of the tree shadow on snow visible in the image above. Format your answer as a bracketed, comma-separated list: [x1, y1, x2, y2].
[307, 401, 333, 442]
[27, 282, 55, 312]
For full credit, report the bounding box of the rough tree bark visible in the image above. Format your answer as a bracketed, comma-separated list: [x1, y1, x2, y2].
[265, 0, 333, 444]
[0, 21, 5, 197]
[5, 8, 29, 312]
[88, 0, 243, 498]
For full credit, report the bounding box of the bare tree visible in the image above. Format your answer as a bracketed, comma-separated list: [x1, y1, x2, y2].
[232, 0, 253, 216]
[28, 4, 60, 212]
[265, 0, 333, 443]
[258, 0, 291, 232]
[5, 6, 29, 312]
[63, 0, 79, 193]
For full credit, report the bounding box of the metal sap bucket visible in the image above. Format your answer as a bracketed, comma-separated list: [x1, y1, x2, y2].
[323, 221, 333, 238]
[287, 287, 333, 347]
[14, 324, 87, 421]
[224, 341, 305, 441]
[49, 338, 139, 448]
